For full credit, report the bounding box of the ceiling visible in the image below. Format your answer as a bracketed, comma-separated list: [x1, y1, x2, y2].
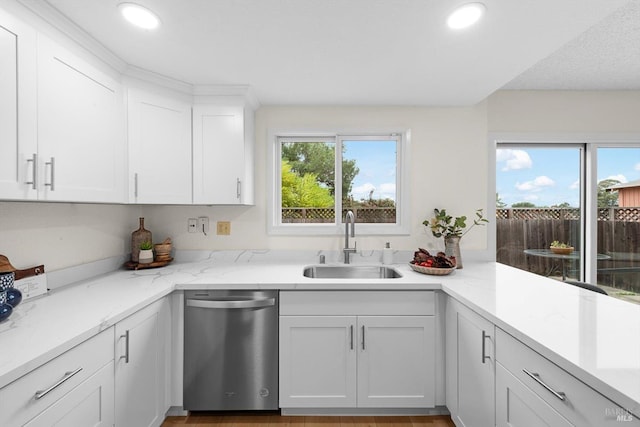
[22, 0, 637, 105]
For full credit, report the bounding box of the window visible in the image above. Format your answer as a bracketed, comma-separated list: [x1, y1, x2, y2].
[495, 140, 640, 302]
[268, 131, 410, 235]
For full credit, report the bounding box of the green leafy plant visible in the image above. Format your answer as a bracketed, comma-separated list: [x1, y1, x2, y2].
[424, 208, 488, 238]
[140, 241, 153, 250]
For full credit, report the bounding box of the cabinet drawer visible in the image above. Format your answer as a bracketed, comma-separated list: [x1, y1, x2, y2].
[496, 328, 639, 426]
[280, 291, 434, 315]
[0, 327, 114, 427]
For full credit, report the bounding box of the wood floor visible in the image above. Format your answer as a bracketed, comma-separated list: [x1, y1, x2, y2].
[162, 413, 456, 427]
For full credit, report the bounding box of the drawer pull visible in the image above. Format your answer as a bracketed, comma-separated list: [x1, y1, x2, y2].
[523, 369, 566, 401]
[120, 330, 130, 363]
[481, 330, 491, 364]
[350, 325, 354, 350]
[34, 367, 83, 400]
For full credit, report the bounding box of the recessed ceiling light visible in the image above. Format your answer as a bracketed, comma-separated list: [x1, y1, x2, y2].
[118, 3, 160, 30]
[447, 3, 486, 30]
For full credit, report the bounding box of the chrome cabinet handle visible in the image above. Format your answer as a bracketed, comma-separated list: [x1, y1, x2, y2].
[44, 157, 55, 191]
[361, 325, 366, 350]
[350, 325, 354, 350]
[120, 330, 130, 363]
[482, 330, 491, 364]
[236, 178, 241, 199]
[26, 153, 37, 189]
[186, 298, 276, 309]
[134, 173, 139, 198]
[523, 369, 566, 401]
[34, 367, 82, 400]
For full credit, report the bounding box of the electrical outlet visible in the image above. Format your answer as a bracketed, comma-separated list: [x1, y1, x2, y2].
[198, 217, 210, 234]
[188, 218, 197, 233]
[217, 221, 231, 235]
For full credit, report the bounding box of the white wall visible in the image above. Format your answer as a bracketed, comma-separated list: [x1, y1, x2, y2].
[0, 202, 139, 271]
[488, 90, 640, 133]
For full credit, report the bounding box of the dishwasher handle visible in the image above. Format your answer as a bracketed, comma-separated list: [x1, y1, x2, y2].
[186, 298, 276, 309]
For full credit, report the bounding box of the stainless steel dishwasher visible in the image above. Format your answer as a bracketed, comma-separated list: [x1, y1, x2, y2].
[183, 290, 278, 411]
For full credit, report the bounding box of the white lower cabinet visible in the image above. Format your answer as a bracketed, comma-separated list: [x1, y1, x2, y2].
[24, 362, 115, 427]
[445, 297, 495, 427]
[115, 298, 170, 427]
[0, 328, 114, 427]
[279, 291, 436, 410]
[496, 363, 572, 427]
[495, 328, 640, 427]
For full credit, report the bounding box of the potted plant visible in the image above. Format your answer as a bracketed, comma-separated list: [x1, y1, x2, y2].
[550, 240, 574, 255]
[139, 241, 154, 264]
[423, 208, 488, 269]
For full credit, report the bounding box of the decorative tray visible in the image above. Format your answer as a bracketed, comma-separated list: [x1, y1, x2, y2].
[409, 263, 456, 276]
[124, 258, 173, 270]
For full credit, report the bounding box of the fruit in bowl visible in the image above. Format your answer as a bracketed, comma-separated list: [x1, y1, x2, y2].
[411, 248, 456, 268]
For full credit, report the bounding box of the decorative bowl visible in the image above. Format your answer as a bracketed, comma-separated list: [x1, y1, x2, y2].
[550, 246, 574, 255]
[409, 263, 456, 276]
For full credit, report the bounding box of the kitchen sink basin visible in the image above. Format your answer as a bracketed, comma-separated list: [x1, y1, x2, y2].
[302, 265, 402, 279]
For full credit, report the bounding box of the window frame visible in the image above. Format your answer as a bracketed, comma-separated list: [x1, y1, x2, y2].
[267, 129, 411, 236]
[489, 133, 640, 283]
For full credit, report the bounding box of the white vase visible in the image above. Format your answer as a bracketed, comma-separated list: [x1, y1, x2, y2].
[444, 236, 463, 269]
[138, 249, 154, 264]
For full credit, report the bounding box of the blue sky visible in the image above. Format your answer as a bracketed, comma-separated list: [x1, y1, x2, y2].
[343, 140, 397, 201]
[496, 147, 640, 207]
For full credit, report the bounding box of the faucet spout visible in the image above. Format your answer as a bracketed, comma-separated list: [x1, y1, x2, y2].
[343, 210, 356, 264]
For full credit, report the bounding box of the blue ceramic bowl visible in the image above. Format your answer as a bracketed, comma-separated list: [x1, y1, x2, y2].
[6, 288, 22, 307]
[0, 302, 12, 322]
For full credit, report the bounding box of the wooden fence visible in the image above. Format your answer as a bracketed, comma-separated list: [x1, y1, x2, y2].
[496, 208, 640, 292]
[282, 207, 396, 223]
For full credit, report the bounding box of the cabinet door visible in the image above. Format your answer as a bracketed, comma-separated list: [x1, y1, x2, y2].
[115, 299, 168, 427]
[0, 11, 37, 200]
[128, 89, 192, 204]
[192, 105, 246, 204]
[24, 361, 114, 427]
[279, 316, 357, 408]
[496, 363, 573, 427]
[357, 316, 435, 408]
[446, 298, 495, 427]
[37, 35, 125, 203]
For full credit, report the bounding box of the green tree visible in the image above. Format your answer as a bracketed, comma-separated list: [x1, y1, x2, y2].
[282, 142, 359, 199]
[281, 161, 334, 207]
[597, 179, 620, 207]
[496, 193, 506, 208]
[511, 201, 536, 208]
[551, 202, 571, 208]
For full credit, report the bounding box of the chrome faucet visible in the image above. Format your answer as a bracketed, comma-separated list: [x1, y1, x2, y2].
[343, 210, 356, 264]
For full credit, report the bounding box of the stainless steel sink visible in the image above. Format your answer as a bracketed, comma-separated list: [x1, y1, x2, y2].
[302, 265, 402, 279]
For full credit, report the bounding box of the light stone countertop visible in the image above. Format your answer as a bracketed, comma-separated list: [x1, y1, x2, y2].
[0, 250, 638, 416]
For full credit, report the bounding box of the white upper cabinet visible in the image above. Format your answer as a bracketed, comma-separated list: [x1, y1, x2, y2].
[192, 103, 255, 205]
[0, 10, 37, 200]
[127, 89, 192, 204]
[36, 35, 126, 203]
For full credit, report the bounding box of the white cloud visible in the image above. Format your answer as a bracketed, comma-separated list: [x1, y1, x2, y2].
[496, 149, 532, 171]
[605, 174, 627, 184]
[569, 180, 579, 190]
[523, 194, 539, 201]
[378, 182, 396, 195]
[515, 176, 555, 192]
[352, 183, 375, 199]
[635, 163, 640, 171]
